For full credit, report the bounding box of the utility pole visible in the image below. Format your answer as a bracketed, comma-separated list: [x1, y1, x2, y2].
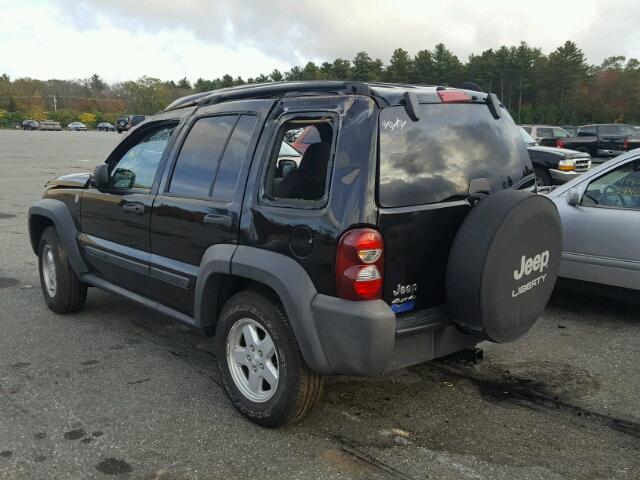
[53, 95, 57, 111]
[518, 76, 523, 123]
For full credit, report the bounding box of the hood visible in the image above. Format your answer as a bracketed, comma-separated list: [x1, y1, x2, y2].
[45, 172, 91, 189]
[527, 145, 590, 157]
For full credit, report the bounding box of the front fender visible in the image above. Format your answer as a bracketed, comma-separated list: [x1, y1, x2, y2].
[28, 198, 89, 274]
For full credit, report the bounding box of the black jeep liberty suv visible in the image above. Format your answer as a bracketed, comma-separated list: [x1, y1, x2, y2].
[28, 81, 562, 427]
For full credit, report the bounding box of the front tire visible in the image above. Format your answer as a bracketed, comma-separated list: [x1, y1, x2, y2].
[38, 227, 87, 314]
[215, 290, 323, 427]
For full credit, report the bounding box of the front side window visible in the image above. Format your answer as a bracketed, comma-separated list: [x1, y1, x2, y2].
[581, 159, 640, 209]
[264, 117, 334, 204]
[169, 115, 237, 197]
[110, 124, 176, 190]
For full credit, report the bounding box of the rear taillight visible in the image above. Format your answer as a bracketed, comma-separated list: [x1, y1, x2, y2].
[556, 139, 565, 148]
[624, 138, 629, 149]
[336, 228, 384, 300]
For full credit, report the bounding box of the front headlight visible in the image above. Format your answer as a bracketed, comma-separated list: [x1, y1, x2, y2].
[558, 159, 575, 171]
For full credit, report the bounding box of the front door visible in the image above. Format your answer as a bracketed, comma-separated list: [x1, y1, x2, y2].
[148, 100, 269, 315]
[561, 156, 640, 289]
[80, 121, 178, 296]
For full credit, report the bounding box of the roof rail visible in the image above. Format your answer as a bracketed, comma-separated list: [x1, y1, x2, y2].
[164, 81, 371, 111]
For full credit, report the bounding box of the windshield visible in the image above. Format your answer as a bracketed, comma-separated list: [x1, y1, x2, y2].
[378, 103, 530, 207]
[519, 127, 536, 145]
[279, 141, 302, 157]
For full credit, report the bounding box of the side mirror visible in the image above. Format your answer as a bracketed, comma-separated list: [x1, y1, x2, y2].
[277, 159, 297, 178]
[93, 164, 109, 189]
[567, 187, 581, 206]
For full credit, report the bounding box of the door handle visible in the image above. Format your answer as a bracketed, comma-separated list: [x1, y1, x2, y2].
[203, 213, 232, 229]
[122, 203, 145, 215]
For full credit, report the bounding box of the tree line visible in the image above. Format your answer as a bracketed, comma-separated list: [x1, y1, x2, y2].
[1, 41, 639, 128]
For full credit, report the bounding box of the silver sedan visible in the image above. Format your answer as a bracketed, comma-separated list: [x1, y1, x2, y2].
[548, 150, 640, 290]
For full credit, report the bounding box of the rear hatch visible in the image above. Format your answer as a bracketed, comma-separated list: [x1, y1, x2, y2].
[376, 99, 533, 315]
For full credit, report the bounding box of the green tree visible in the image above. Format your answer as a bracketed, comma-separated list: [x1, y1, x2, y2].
[430, 44, 463, 86]
[177, 77, 192, 89]
[89, 74, 107, 92]
[352, 52, 383, 81]
[384, 48, 412, 83]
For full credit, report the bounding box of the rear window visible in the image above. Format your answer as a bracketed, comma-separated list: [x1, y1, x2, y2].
[378, 103, 529, 208]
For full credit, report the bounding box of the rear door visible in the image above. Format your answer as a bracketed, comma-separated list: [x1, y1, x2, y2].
[148, 100, 270, 315]
[376, 101, 533, 314]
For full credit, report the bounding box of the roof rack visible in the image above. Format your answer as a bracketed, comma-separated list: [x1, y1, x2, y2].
[164, 81, 372, 111]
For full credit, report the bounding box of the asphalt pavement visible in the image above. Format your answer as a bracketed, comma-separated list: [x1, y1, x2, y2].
[0, 130, 638, 479]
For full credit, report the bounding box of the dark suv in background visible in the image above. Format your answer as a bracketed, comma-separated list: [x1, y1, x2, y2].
[116, 114, 146, 133]
[28, 81, 561, 427]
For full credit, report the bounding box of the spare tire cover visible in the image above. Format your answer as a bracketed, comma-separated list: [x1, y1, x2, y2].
[446, 189, 561, 342]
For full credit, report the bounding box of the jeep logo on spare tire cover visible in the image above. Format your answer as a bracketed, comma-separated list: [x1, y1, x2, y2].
[445, 189, 561, 343]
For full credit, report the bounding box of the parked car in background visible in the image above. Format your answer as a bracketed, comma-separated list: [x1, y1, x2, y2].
[562, 126, 578, 136]
[116, 114, 146, 133]
[22, 119, 40, 130]
[67, 122, 87, 131]
[520, 125, 572, 142]
[38, 120, 62, 131]
[577, 124, 639, 158]
[290, 125, 321, 153]
[520, 128, 591, 186]
[97, 122, 116, 132]
[549, 150, 640, 291]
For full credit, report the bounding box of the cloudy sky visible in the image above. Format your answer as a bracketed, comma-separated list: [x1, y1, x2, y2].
[1, 0, 639, 82]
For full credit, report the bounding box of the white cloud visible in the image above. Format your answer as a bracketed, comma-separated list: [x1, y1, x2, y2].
[0, 2, 289, 82]
[1, 0, 639, 82]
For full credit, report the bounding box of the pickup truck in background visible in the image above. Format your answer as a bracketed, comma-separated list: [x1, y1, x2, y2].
[576, 124, 640, 158]
[522, 123, 640, 160]
[519, 127, 591, 186]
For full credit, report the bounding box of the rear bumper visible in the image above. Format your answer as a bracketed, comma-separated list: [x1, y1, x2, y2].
[549, 168, 583, 184]
[311, 295, 478, 375]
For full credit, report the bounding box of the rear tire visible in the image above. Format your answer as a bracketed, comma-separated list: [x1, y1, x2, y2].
[534, 167, 551, 186]
[38, 227, 87, 314]
[215, 290, 323, 427]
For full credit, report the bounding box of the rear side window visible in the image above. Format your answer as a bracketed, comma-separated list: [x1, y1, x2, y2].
[579, 126, 597, 136]
[169, 115, 236, 197]
[378, 103, 529, 208]
[537, 127, 553, 138]
[264, 117, 334, 205]
[211, 115, 257, 202]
